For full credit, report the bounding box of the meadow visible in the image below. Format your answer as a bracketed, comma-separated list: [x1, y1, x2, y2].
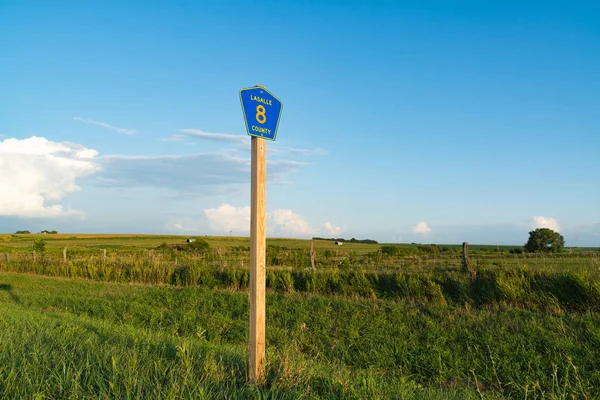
[0, 234, 599, 398]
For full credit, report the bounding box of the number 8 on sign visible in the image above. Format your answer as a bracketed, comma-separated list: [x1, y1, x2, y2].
[239, 86, 282, 141]
[256, 105, 266, 124]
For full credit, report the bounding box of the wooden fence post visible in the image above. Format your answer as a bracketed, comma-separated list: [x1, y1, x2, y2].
[310, 241, 316, 272]
[218, 247, 224, 273]
[462, 242, 476, 282]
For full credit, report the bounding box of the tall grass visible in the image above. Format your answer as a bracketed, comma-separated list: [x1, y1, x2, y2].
[1, 250, 599, 313]
[0, 241, 598, 397]
[0, 272, 598, 398]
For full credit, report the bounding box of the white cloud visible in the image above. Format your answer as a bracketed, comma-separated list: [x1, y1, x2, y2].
[413, 222, 431, 234]
[0, 136, 99, 218]
[203, 203, 343, 237]
[181, 129, 249, 147]
[270, 147, 328, 156]
[161, 134, 187, 142]
[0, 132, 317, 221]
[268, 209, 316, 236]
[170, 223, 198, 232]
[322, 221, 343, 236]
[91, 151, 307, 194]
[179, 129, 327, 157]
[73, 117, 137, 135]
[94, 152, 248, 194]
[531, 216, 560, 232]
[204, 204, 251, 234]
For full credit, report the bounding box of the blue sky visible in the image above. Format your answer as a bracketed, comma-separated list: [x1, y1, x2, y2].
[1, 0, 598, 245]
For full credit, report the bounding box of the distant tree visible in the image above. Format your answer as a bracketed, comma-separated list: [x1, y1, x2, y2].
[15, 230, 31, 234]
[311, 237, 378, 244]
[524, 228, 565, 253]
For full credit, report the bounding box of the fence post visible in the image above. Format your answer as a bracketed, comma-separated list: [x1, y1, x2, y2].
[63, 248, 67, 263]
[462, 242, 476, 282]
[218, 247, 224, 273]
[310, 241, 316, 272]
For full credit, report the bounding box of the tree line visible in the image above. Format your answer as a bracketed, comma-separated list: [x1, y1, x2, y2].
[14, 230, 58, 234]
[312, 237, 379, 244]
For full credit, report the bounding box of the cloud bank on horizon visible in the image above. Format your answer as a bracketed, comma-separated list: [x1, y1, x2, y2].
[201, 203, 343, 237]
[0, 134, 334, 234]
[0, 135, 595, 245]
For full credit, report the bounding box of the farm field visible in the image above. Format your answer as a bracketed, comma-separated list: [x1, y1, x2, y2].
[0, 234, 599, 398]
[4, 0, 598, 398]
[0, 233, 380, 255]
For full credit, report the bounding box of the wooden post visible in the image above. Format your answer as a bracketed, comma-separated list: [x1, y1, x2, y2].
[310, 241, 316, 272]
[103, 249, 107, 263]
[249, 136, 267, 384]
[462, 242, 476, 282]
[63, 248, 67, 263]
[218, 247, 224, 273]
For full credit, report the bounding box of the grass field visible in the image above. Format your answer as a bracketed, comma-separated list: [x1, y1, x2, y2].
[0, 233, 381, 255]
[0, 234, 599, 398]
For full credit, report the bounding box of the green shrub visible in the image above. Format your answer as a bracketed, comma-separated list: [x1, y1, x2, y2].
[380, 246, 399, 256]
[187, 239, 210, 253]
[267, 270, 295, 293]
[33, 238, 46, 254]
[292, 271, 317, 292]
[346, 271, 373, 297]
[440, 275, 471, 303]
[171, 265, 193, 286]
[417, 245, 441, 255]
[196, 268, 218, 288]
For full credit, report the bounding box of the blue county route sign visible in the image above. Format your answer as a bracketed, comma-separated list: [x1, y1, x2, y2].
[239, 86, 283, 141]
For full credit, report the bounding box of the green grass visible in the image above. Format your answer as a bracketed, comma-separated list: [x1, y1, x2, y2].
[1, 234, 597, 278]
[0, 272, 598, 398]
[1, 250, 600, 314]
[0, 234, 384, 255]
[0, 234, 598, 397]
